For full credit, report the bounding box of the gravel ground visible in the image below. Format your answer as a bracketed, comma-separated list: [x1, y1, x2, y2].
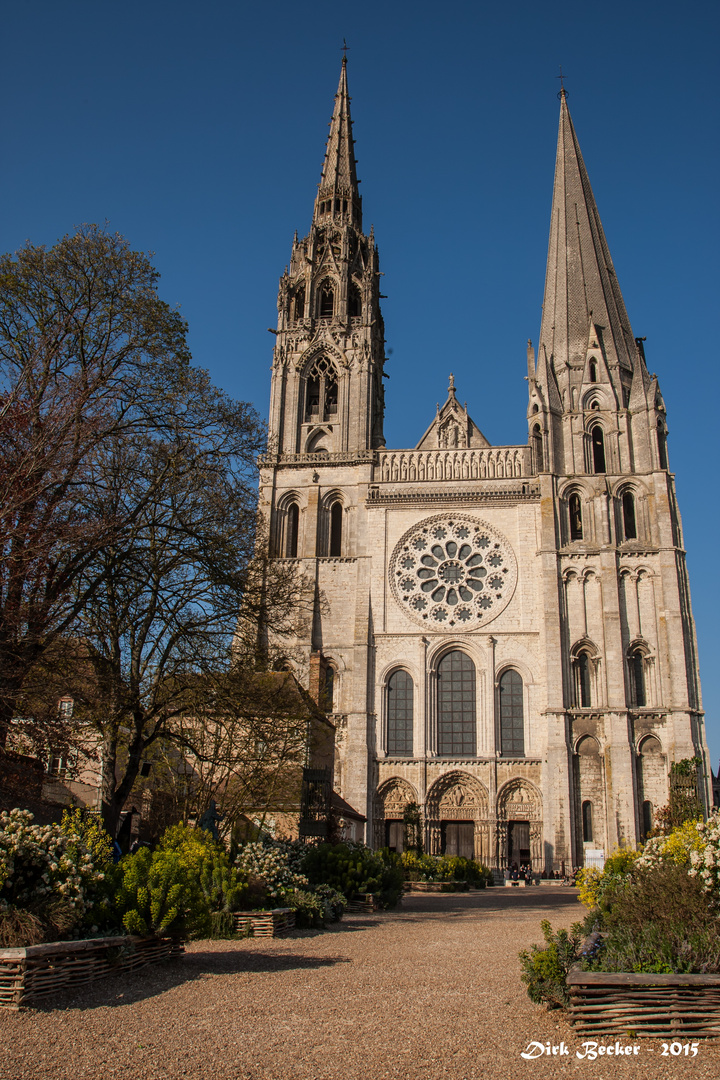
[2, 887, 719, 1080]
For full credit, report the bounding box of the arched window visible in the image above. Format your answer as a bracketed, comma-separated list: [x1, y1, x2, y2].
[657, 421, 668, 469]
[348, 282, 361, 318]
[304, 356, 338, 422]
[321, 665, 335, 712]
[591, 426, 606, 473]
[329, 501, 343, 556]
[319, 281, 334, 319]
[286, 502, 299, 558]
[498, 670, 524, 755]
[575, 652, 592, 707]
[532, 424, 544, 473]
[589, 361, 597, 383]
[622, 491, 637, 540]
[630, 649, 646, 707]
[437, 651, 476, 756]
[294, 286, 305, 322]
[387, 670, 413, 756]
[582, 800, 593, 842]
[569, 494, 583, 541]
[642, 800, 653, 837]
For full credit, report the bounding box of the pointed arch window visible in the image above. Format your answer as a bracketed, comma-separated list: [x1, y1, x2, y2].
[293, 286, 305, 322]
[387, 670, 413, 756]
[589, 361, 597, 383]
[498, 669, 524, 756]
[321, 665, 335, 712]
[286, 502, 299, 558]
[304, 356, 338, 422]
[318, 280, 334, 319]
[437, 651, 476, 756]
[622, 491, 637, 540]
[329, 501, 343, 557]
[591, 425, 606, 473]
[657, 421, 668, 469]
[348, 282, 362, 318]
[630, 648, 646, 707]
[582, 800, 593, 842]
[569, 494, 583, 541]
[642, 800, 653, 837]
[575, 652, 592, 707]
[532, 424, 544, 473]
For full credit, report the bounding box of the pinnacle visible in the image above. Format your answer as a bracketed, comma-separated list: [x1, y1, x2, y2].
[538, 91, 636, 376]
[313, 57, 362, 229]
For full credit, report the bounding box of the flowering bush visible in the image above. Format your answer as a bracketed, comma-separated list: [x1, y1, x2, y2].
[636, 818, 705, 871]
[576, 847, 639, 909]
[234, 840, 309, 900]
[0, 809, 106, 918]
[689, 813, 720, 895]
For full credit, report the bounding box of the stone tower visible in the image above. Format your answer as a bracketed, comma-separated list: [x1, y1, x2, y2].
[259, 69, 710, 868]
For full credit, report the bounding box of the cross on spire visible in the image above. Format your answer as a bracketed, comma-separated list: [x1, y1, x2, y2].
[341, 38, 349, 61]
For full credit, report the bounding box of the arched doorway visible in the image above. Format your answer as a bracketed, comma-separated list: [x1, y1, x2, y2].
[497, 780, 542, 869]
[425, 772, 490, 862]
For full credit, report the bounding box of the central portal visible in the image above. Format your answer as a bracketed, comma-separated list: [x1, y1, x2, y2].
[442, 820, 474, 858]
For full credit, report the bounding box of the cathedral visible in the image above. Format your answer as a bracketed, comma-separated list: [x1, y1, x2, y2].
[259, 58, 710, 871]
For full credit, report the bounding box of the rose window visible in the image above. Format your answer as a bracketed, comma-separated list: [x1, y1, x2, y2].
[389, 515, 517, 629]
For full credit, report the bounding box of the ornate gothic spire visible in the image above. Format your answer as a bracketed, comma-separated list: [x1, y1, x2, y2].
[313, 56, 362, 229]
[538, 89, 636, 377]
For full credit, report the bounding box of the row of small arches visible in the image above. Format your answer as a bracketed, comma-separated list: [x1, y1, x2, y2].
[386, 652, 526, 758]
[572, 644, 650, 708]
[567, 490, 638, 542]
[283, 500, 343, 558]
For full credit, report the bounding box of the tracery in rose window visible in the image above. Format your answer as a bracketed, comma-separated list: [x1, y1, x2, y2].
[388, 515, 517, 629]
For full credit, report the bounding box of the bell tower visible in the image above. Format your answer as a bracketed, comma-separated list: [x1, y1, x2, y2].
[267, 56, 386, 458]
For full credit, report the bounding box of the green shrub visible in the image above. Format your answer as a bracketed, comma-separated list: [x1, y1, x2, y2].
[302, 842, 403, 908]
[583, 922, 720, 975]
[400, 851, 438, 881]
[112, 847, 196, 936]
[311, 884, 347, 922]
[519, 919, 584, 1009]
[289, 888, 325, 928]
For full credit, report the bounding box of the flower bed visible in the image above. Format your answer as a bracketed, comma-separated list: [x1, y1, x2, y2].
[567, 965, 720, 1037]
[231, 908, 295, 937]
[403, 881, 468, 893]
[0, 934, 184, 1009]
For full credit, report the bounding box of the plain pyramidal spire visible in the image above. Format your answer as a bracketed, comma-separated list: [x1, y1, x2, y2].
[314, 55, 362, 229]
[538, 88, 636, 375]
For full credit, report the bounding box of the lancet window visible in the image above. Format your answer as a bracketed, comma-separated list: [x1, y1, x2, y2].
[387, 670, 413, 756]
[286, 502, 299, 558]
[498, 669, 524, 755]
[318, 280, 335, 319]
[329, 501, 343, 556]
[532, 424, 544, 472]
[622, 491, 637, 540]
[630, 648, 646, 707]
[591, 425, 606, 473]
[304, 356, 338, 422]
[569, 494, 583, 541]
[437, 651, 476, 756]
[582, 800, 593, 842]
[574, 652, 592, 707]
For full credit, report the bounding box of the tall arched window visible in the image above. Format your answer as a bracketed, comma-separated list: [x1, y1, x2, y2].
[437, 651, 476, 756]
[575, 652, 592, 707]
[591, 426, 606, 473]
[622, 491, 637, 540]
[589, 361, 597, 383]
[293, 286, 305, 322]
[569, 494, 583, 540]
[532, 424, 544, 472]
[348, 282, 361, 318]
[642, 800, 653, 837]
[630, 649, 646, 707]
[329, 501, 343, 556]
[498, 669, 524, 755]
[387, 670, 413, 756]
[657, 421, 668, 469]
[319, 280, 334, 318]
[304, 356, 338, 421]
[286, 502, 299, 558]
[582, 800, 593, 842]
[321, 665, 335, 712]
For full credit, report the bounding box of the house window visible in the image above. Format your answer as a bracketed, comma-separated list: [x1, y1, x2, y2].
[387, 670, 413, 756]
[582, 800, 593, 842]
[569, 494, 583, 540]
[286, 503, 299, 558]
[329, 502, 343, 556]
[498, 670, 524, 755]
[622, 492, 637, 540]
[591, 426, 606, 473]
[58, 698, 74, 719]
[437, 651, 476, 756]
[575, 653, 592, 707]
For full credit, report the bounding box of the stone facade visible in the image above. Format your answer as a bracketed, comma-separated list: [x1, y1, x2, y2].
[258, 61, 710, 871]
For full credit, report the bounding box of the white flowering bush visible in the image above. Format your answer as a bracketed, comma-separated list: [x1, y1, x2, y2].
[689, 813, 720, 896]
[234, 840, 309, 900]
[0, 808, 106, 918]
[635, 817, 706, 873]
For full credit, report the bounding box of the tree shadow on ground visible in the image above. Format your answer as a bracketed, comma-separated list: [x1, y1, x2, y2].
[30, 950, 352, 1013]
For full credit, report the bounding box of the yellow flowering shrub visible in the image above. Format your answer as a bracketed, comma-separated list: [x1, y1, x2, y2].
[576, 848, 639, 909]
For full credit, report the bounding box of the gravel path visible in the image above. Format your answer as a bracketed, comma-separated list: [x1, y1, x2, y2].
[2, 887, 719, 1079]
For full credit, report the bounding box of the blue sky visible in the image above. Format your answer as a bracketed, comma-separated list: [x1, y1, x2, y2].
[2, 1, 718, 765]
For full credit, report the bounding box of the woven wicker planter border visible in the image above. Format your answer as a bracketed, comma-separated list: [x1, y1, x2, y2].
[345, 893, 377, 913]
[568, 965, 720, 1037]
[231, 908, 295, 937]
[0, 934, 184, 1010]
